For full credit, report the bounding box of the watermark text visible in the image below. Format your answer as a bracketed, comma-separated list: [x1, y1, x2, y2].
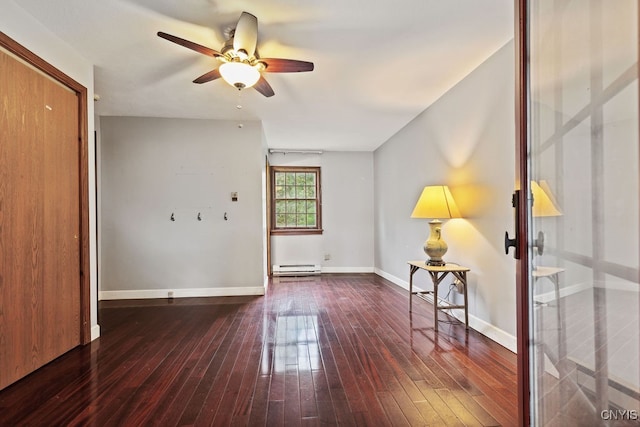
[601, 409, 638, 421]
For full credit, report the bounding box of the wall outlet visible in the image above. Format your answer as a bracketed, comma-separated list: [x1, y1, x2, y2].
[324, 253, 331, 261]
[453, 279, 464, 294]
[168, 290, 174, 299]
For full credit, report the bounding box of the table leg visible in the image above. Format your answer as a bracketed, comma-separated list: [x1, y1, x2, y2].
[551, 274, 566, 363]
[432, 272, 439, 332]
[535, 302, 545, 422]
[551, 273, 567, 395]
[462, 272, 469, 329]
[409, 265, 419, 312]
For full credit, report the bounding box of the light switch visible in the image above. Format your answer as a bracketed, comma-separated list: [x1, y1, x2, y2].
[231, 192, 238, 202]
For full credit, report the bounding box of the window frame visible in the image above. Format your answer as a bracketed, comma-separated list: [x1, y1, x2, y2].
[270, 166, 323, 235]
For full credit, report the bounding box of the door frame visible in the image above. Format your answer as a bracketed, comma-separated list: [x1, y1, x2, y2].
[0, 32, 91, 344]
[515, 1, 532, 425]
[266, 156, 272, 277]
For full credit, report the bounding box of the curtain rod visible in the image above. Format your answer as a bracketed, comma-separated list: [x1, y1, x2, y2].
[268, 149, 323, 155]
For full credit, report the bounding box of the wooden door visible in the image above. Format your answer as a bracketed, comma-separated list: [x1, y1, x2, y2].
[0, 48, 81, 390]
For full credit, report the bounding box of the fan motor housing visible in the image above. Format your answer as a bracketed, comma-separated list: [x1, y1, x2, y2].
[221, 38, 235, 56]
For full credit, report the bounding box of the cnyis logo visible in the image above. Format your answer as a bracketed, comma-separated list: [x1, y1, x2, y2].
[600, 410, 639, 421]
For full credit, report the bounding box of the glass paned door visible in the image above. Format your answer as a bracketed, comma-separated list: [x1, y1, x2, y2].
[527, 1, 639, 425]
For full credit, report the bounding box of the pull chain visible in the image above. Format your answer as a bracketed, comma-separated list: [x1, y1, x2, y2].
[236, 90, 244, 129]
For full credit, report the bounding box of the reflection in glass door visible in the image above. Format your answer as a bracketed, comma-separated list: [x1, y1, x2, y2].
[526, 0, 639, 425]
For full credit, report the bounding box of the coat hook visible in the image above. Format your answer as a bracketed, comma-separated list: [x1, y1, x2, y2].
[170, 213, 175, 221]
[197, 212, 202, 221]
[224, 212, 228, 221]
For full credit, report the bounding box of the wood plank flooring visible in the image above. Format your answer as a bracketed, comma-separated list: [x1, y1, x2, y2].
[0, 274, 517, 426]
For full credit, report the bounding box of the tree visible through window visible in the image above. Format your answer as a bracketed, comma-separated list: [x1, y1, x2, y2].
[270, 166, 322, 235]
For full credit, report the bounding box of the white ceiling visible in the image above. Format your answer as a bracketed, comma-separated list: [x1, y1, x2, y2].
[14, 0, 513, 151]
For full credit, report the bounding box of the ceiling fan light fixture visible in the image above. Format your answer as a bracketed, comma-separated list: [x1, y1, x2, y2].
[219, 61, 260, 89]
[158, 11, 314, 97]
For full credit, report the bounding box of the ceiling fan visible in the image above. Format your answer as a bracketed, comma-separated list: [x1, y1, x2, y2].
[158, 12, 314, 97]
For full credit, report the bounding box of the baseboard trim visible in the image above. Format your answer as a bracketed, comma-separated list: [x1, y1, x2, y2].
[374, 268, 517, 353]
[595, 280, 640, 292]
[322, 266, 375, 274]
[90, 325, 101, 341]
[375, 268, 408, 289]
[99, 286, 265, 301]
[534, 281, 592, 304]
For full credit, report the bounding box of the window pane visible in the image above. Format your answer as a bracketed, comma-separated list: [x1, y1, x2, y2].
[275, 201, 286, 214]
[276, 214, 286, 227]
[286, 214, 296, 227]
[305, 173, 315, 185]
[296, 200, 306, 213]
[296, 186, 306, 199]
[306, 213, 316, 227]
[307, 201, 316, 213]
[296, 214, 306, 227]
[275, 173, 285, 186]
[286, 200, 297, 213]
[305, 186, 315, 198]
[285, 186, 296, 199]
[296, 173, 306, 186]
[275, 185, 285, 199]
[285, 173, 295, 186]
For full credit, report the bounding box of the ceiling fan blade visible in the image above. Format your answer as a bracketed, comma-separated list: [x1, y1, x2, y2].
[233, 12, 258, 57]
[193, 69, 222, 84]
[260, 58, 314, 73]
[253, 76, 274, 97]
[157, 31, 221, 58]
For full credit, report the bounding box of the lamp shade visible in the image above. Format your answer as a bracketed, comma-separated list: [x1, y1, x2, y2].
[410, 185, 461, 219]
[219, 61, 261, 89]
[531, 180, 562, 217]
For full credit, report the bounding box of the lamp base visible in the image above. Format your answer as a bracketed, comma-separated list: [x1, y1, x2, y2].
[423, 219, 448, 267]
[426, 259, 446, 267]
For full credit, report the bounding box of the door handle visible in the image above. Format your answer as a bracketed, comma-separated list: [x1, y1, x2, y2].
[505, 190, 521, 259]
[504, 231, 517, 255]
[533, 230, 544, 255]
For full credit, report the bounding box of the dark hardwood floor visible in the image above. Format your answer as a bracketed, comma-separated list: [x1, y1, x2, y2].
[0, 274, 517, 426]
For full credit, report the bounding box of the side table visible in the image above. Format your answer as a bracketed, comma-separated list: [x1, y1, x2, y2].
[408, 261, 470, 331]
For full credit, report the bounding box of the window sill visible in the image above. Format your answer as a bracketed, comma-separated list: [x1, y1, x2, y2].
[270, 229, 324, 236]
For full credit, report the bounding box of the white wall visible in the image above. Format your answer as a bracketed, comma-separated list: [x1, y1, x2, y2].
[269, 151, 375, 273]
[1, 1, 99, 339]
[322, 152, 375, 272]
[374, 41, 517, 350]
[99, 117, 265, 299]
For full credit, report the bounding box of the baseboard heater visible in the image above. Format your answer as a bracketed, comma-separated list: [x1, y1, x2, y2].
[272, 264, 321, 276]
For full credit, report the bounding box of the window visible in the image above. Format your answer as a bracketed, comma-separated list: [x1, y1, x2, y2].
[270, 166, 322, 235]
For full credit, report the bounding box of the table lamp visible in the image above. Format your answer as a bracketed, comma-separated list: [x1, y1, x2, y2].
[411, 185, 461, 266]
[531, 180, 561, 217]
[531, 180, 562, 255]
